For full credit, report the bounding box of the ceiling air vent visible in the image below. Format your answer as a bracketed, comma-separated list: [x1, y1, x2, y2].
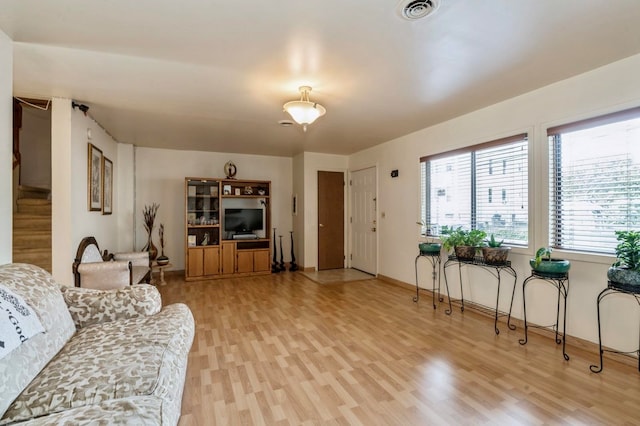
[398, 0, 440, 21]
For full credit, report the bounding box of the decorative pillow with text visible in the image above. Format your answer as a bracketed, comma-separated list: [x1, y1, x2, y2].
[0, 284, 45, 359]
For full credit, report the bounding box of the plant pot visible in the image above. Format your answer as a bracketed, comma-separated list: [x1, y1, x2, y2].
[607, 266, 640, 288]
[482, 246, 511, 265]
[419, 243, 441, 255]
[529, 259, 571, 276]
[156, 255, 169, 266]
[455, 245, 477, 261]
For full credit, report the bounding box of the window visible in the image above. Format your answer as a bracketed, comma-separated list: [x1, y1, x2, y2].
[420, 134, 528, 245]
[547, 107, 640, 254]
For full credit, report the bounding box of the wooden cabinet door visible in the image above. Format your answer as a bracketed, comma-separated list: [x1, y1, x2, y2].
[236, 251, 254, 273]
[203, 247, 220, 275]
[221, 242, 235, 275]
[187, 248, 204, 277]
[253, 249, 270, 272]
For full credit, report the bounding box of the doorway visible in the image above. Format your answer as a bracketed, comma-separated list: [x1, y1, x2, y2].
[350, 166, 377, 275]
[317, 171, 344, 270]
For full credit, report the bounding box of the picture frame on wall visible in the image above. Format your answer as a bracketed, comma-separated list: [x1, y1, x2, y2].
[88, 143, 102, 211]
[102, 156, 113, 215]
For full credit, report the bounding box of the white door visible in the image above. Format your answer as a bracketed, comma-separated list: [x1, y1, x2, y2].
[350, 167, 377, 274]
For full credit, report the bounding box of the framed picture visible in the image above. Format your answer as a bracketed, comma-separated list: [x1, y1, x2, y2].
[88, 143, 102, 211]
[234, 188, 241, 196]
[102, 156, 113, 215]
[187, 235, 196, 247]
[223, 184, 231, 195]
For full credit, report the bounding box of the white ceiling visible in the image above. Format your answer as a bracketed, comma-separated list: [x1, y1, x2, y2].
[2, 0, 640, 157]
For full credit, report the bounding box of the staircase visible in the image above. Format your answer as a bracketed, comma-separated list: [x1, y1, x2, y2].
[13, 187, 52, 272]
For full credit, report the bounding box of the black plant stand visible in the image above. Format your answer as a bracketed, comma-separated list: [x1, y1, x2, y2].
[443, 255, 517, 335]
[414, 251, 451, 314]
[278, 235, 286, 272]
[271, 228, 280, 273]
[590, 281, 640, 373]
[289, 231, 298, 271]
[519, 270, 570, 361]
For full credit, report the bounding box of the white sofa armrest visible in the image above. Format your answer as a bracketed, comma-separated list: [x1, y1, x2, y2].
[77, 260, 131, 289]
[59, 284, 162, 329]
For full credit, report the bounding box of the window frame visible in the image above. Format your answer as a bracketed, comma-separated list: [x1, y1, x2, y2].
[420, 133, 529, 246]
[546, 106, 640, 255]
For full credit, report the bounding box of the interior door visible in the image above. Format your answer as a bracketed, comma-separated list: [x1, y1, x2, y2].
[318, 171, 345, 270]
[350, 167, 377, 274]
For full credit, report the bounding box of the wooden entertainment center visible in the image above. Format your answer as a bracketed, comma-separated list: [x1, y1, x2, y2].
[184, 177, 271, 280]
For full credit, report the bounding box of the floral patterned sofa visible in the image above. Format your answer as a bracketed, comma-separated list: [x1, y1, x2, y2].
[0, 263, 194, 425]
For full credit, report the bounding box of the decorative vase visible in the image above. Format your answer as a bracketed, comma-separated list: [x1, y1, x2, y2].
[454, 245, 477, 261]
[419, 242, 441, 255]
[144, 235, 158, 261]
[529, 259, 571, 277]
[482, 247, 511, 265]
[607, 266, 640, 289]
[157, 255, 169, 266]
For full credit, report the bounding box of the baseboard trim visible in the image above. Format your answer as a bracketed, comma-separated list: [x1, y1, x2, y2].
[376, 273, 639, 371]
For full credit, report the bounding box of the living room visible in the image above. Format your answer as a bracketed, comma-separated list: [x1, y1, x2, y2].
[1, 1, 640, 424]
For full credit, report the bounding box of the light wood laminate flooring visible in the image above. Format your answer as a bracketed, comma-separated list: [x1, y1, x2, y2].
[158, 272, 640, 425]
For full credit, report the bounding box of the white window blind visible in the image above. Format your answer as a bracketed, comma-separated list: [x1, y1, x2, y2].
[548, 107, 640, 254]
[420, 134, 528, 245]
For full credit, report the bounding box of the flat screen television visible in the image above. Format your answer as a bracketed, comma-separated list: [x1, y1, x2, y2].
[224, 208, 264, 234]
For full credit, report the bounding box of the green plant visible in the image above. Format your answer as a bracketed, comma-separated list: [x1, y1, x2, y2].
[533, 247, 553, 268]
[486, 234, 504, 248]
[440, 227, 486, 251]
[612, 230, 640, 271]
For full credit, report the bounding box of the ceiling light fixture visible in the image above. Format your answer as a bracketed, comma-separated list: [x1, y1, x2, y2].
[283, 86, 326, 132]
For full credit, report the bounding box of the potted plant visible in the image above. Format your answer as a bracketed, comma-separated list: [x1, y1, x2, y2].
[607, 230, 640, 288]
[530, 247, 570, 276]
[482, 234, 511, 265]
[441, 226, 486, 261]
[416, 221, 441, 255]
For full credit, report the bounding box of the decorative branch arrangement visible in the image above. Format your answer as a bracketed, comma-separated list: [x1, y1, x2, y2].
[142, 203, 160, 260]
[159, 223, 165, 252]
[143, 203, 159, 235]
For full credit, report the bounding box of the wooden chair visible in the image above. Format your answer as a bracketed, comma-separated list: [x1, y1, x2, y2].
[72, 236, 151, 289]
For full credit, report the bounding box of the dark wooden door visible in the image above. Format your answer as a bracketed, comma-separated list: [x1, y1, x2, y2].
[318, 171, 344, 270]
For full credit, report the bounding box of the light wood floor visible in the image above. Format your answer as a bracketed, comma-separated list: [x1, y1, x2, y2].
[158, 271, 640, 425]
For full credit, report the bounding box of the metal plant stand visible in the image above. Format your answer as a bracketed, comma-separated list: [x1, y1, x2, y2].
[271, 228, 280, 273]
[519, 270, 570, 361]
[590, 281, 640, 373]
[443, 255, 517, 335]
[414, 251, 451, 314]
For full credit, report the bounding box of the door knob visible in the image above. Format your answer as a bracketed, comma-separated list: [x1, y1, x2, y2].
[319, 223, 325, 228]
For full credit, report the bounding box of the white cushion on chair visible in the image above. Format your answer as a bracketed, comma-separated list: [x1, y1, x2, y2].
[81, 244, 103, 263]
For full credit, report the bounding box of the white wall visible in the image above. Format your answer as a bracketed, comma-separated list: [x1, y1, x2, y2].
[116, 143, 135, 252]
[51, 98, 127, 285]
[348, 53, 640, 351]
[292, 153, 304, 267]
[302, 152, 348, 270]
[51, 98, 72, 282]
[20, 107, 51, 189]
[134, 148, 293, 271]
[0, 30, 12, 265]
